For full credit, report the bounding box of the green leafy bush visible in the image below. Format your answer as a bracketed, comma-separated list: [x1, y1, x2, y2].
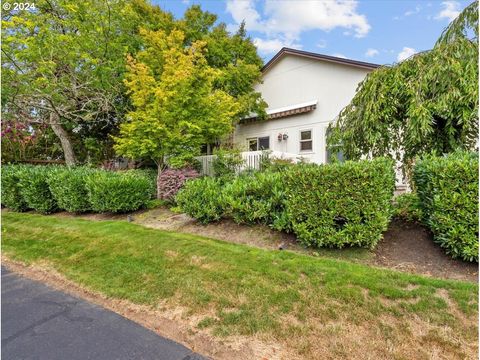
[86, 171, 152, 213]
[124, 168, 158, 199]
[212, 148, 244, 180]
[1, 164, 29, 211]
[17, 165, 58, 214]
[176, 177, 224, 223]
[284, 158, 395, 249]
[413, 152, 478, 262]
[392, 193, 422, 223]
[222, 171, 290, 230]
[47, 167, 95, 213]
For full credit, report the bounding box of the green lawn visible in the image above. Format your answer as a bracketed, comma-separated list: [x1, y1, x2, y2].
[3, 212, 478, 359]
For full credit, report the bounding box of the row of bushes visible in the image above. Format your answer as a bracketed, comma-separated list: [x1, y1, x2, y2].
[177, 157, 396, 249]
[413, 152, 478, 262]
[2, 165, 156, 214]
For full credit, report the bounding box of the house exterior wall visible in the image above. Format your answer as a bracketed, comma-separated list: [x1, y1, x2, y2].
[234, 54, 372, 164]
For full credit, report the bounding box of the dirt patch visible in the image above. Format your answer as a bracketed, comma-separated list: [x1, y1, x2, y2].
[2, 257, 292, 360]
[375, 220, 478, 282]
[133, 209, 478, 282]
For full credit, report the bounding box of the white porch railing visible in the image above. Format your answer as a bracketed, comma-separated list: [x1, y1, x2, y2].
[196, 151, 408, 190]
[196, 151, 301, 176]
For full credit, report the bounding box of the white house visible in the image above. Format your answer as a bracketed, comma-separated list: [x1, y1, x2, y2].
[233, 47, 380, 164]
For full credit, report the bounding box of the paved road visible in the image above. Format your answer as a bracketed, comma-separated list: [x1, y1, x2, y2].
[1, 267, 205, 360]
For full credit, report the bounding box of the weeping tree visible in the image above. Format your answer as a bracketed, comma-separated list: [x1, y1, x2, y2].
[328, 1, 478, 174]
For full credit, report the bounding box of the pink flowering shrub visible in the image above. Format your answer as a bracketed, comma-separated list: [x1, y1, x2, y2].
[158, 168, 200, 201]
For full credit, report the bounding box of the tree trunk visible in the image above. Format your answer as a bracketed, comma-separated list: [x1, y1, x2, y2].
[156, 160, 165, 200]
[49, 114, 77, 166]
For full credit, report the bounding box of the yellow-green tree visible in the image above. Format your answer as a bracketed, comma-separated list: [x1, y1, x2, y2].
[114, 29, 238, 194]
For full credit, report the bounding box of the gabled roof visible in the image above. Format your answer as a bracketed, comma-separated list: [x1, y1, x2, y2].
[262, 47, 381, 73]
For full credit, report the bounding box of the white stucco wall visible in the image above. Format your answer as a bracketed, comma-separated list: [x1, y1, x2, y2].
[234, 54, 373, 164]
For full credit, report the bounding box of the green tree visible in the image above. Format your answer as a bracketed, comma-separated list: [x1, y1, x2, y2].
[1, 0, 173, 165]
[113, 29, 239, 196]
[328, 1, 478, 171]
[178, 6, 267, 122]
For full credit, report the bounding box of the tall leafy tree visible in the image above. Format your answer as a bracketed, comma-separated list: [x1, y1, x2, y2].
[114, 29, 239, 194]
[328, 1, 478, 171]
[178, 6, 267, 122]
[2, 0, 173, 165]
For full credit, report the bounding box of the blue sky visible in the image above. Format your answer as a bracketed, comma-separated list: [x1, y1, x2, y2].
[153, 0, 471, 65]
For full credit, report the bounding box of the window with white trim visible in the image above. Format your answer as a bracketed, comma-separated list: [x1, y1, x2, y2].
[247, 136, 270, 151]
[326, 128, 344, 163]
[299, 130, 313, 152]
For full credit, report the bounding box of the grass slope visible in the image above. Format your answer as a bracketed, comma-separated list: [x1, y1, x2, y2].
[3, 212, 478, 359]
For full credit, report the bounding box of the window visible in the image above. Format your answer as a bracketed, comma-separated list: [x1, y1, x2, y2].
[247, 136, 270, 151]
[326, 128, 344, 163]
[299, 130, 312, 152]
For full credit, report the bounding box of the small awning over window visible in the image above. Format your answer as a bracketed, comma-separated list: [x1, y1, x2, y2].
[241, 100, 317, 124]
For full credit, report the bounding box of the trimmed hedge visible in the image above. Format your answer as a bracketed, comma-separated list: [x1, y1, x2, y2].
[85, 171, 152, 213]
[222, 171, 289, 230]
[1, 165, 29, 211]
[176, 177, 224, 223]
[413, 152, 478, 262]
[392, 193, 422, 223]
[17, 165, 58, 214]
[47, 167, 95, 213]
[3, 165, 157, 214]
[284, 158, 395, 249]
[158, 168, 199, 201]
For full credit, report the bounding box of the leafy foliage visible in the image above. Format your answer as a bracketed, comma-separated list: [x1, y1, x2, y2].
[212, 148, 245, 180]
[157, 168, 199, 202]
[1, 0, 174, 165]
[222, 172, 290, 230]
[47, 167, 95, 213]
[392, 193, 422, 223]
[175, 177, 225, 223]
[114, 29, 239, 168]
[1, 165, 29, 211]
[328, 2, 478, 171]
[413, 151, 478, 262]
[85, 171, 152, 213]
[17, 165, 58, 214]
[284, 158, 395, 249]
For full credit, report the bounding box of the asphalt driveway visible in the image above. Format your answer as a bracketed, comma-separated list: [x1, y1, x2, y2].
[1, 267, 205, 360]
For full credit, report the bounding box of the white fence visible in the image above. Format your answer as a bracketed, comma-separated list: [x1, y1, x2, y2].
[196, 151, 301, 176]
[196, 151, 408, 190]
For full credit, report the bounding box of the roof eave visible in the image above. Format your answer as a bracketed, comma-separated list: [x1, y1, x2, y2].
[261, 47, 381, 73]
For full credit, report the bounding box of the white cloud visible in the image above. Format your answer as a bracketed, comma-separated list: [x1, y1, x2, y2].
[397, 47, 417, 62]
[435, 1, 461, 22]
[404, 5, 421, 16]
[365, 48, 379, 57]
[332, 53, 347, 59]
[317, 39, 327, 48]
[226, 0, 371, 45]
[253, 38, 302, 55]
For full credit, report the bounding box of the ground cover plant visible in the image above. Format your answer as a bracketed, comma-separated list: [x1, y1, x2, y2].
[3, 212, 478, 359]
[413, 151, 479, 262]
